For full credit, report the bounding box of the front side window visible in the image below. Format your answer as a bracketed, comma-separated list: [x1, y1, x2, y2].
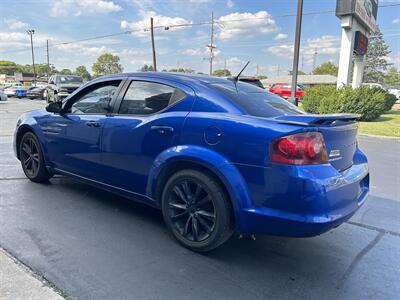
[69, 81, 120, 114]
[119, 81, 185, 115]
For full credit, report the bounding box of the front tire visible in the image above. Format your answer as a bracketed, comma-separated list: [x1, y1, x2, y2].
[162, 169, 233, 252]
[19, 132, 52, 182]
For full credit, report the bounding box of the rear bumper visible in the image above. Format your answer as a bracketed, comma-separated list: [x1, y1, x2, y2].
[235, 149, 369, 236]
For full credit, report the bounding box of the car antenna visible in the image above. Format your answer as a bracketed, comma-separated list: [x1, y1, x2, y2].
[234, 61, 250, 82]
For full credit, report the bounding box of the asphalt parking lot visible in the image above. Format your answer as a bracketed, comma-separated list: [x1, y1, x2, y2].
[1, 97, 400, 300]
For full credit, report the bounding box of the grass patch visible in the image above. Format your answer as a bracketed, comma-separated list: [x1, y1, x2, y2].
[358, 110, 400, 137]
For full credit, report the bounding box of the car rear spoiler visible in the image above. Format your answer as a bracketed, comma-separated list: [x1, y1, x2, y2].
[274, 114, 360, 126]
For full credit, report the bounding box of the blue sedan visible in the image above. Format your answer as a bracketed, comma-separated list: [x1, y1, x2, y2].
[14, 73, 369, 251]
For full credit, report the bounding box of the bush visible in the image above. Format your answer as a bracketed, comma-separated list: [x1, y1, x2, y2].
[302, 85, 392, 121]
[302, 85, 335, 113]
[383, 92, 397, 111]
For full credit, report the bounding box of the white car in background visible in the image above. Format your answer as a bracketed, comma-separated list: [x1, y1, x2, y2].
[0, 89, 8, 101]
[4, 86, 20, 97]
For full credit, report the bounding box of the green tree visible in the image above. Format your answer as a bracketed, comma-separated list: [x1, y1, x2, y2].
[140, 64, 154, 72]
[169, 68, 195, 73]
[384, 67, 400, 86]
[60, 68, 72, 75]
[0, 61, 19, 75]
[312, 62, 338, 76]
[212, 69, 231, 77]
[288, 70, 306, 75]
[363, 27, 392, 83]
[92, 53, 123, 77]
[257, 75, 268, 80]
[75, 65, 91, 81]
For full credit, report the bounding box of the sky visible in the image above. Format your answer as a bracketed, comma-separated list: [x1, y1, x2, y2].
[0, 0, 399, 76]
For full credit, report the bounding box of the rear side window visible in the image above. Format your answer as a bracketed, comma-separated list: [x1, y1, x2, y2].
[211, 82, 304, 118]
[119, 81, 185, 115]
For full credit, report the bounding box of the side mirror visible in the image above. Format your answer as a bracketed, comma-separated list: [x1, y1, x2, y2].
[46, 102, 62, 114]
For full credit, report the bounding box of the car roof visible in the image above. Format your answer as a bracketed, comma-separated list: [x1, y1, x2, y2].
[96, 72, 241, 85]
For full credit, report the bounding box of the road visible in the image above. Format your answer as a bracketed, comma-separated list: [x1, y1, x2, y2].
[1, 97, 399, 299]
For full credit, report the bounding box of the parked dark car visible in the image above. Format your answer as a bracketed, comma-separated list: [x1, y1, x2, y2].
[27, 87, 47, 100]
[14, 72, 369, 252]
[46, 75, 83, 103]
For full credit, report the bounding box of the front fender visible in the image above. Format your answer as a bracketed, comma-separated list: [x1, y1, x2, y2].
[14, 113, 51, 166]
[146, 145, 253, 230]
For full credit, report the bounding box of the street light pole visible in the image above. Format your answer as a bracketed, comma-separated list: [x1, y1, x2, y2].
[150, 17, 157, 72]
[290, 0, 303, 106]
[27, 29, 36, 85]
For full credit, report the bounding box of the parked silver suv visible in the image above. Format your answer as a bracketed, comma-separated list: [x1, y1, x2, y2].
[46, 75, 83, 103]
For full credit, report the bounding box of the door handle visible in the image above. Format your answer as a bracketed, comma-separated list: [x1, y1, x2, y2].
[85, 121, 101, 127]
[151, 125, 174, 134]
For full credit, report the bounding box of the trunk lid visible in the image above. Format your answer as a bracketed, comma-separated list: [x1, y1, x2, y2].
[274, 114, 359, 171]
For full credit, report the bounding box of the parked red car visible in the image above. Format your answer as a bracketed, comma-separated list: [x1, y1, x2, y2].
[269, 83, 305, 100]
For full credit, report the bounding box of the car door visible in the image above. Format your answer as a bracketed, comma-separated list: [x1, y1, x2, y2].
[42, 79, 124, 180]
[100, 78, 195, 195]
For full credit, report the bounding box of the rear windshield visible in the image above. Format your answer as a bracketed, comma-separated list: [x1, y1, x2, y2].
[211, 82, 304, 118]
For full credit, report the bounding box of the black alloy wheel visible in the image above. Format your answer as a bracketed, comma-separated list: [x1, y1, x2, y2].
[19, 132, 52, 182]
[162, 169, 233, 252]
[168, 179, 216, 242]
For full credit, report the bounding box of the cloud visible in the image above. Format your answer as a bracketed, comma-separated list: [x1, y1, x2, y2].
[180, 47, 220, 57]
[266, 35, 340, 60]
[189, 0, 212, 3]
[393, 18, 400, 24]
[0, 31, 53, 51]
[227, 0, 234, 8]
[121, 11, 190, 38]
[274, 33, 288, 40]
[50, 0, 121, 17]
[4, 18, 29, 30]
[55, 43, 111, 56]
[217, 11, 278, 40]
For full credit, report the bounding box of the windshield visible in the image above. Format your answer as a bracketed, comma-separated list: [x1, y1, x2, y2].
[56, 76, 83, 85]
[211, 82, 304, 118]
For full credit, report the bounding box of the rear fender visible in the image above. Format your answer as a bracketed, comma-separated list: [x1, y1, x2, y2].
[147, 145, 253, 228]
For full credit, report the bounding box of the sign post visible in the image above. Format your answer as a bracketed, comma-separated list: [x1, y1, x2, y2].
[336, 0, 378, 89]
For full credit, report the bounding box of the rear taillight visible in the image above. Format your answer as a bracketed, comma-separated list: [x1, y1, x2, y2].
[270, 132, 328, 165]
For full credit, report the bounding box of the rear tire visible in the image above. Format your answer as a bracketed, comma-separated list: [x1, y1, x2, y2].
[19, 132, 53, 182]
[161, 169, 233, 252]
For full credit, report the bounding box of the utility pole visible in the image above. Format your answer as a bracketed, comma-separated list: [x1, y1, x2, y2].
[27, 29, 36, 85]
[46, 39, 50, 80]
[277, 64, 280, 76]
[289, 0, 303, 106]
[312, 48, 318, 71]
[207, 12, 216, 75]
[150, 17, 157, 71]
[224, 59, 227, 70]
[256, 64, 259, 77]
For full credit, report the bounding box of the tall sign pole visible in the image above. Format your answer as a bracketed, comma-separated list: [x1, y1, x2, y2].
[150, 17, 157, 72]
[289, 0, 303, 106]
[336, 0, 378, 88]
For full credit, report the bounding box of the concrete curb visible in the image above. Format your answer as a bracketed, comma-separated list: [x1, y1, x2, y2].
[0, 247, 67, 300]
[358, 134, 400, 140]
